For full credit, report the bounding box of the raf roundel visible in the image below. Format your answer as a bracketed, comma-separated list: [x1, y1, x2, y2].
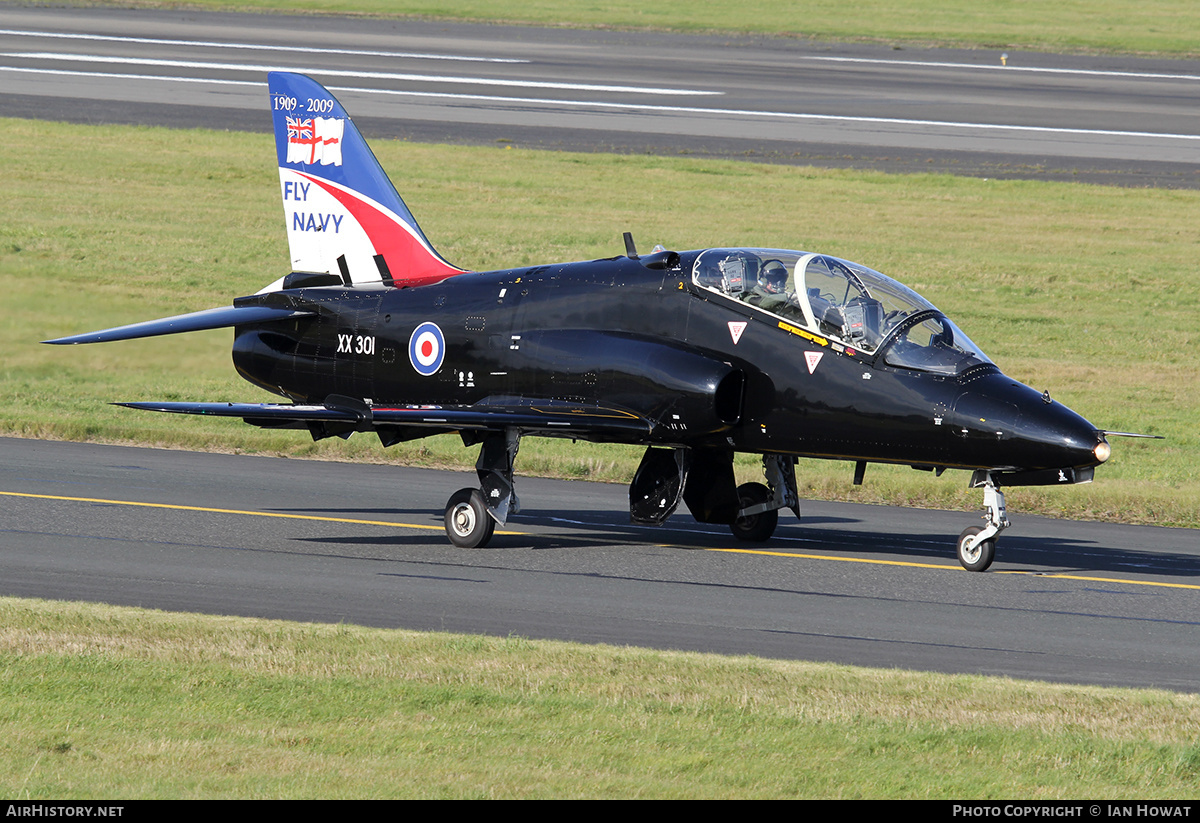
[408, 322, 445, 376]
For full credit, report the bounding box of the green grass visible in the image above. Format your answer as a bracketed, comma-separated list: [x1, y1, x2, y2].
[4, 118, 1196, 527]
[51, 0, 1200, 57]
[3, 596, 1199, 799]
[62, 0, 1200, 57]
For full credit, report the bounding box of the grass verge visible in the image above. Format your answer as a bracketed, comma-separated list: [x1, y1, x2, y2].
[3, 596, 1200, 798]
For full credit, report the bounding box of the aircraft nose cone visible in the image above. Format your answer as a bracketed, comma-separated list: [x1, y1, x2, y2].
[953, 373, 1103, 470]
[1019, 401, 1104, 467]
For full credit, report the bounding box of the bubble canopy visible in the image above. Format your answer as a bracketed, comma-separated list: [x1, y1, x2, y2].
[691, 249, 993, 376]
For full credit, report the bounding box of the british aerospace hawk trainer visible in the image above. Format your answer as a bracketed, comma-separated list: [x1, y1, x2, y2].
[47, 72, 1133, 571]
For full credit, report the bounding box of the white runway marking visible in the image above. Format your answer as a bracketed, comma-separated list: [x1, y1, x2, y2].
[6, 52, 724, 96]
[803, 54, 1200, 83]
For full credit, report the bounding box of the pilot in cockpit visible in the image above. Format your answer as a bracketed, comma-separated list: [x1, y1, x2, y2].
[747, 258, 790, 313]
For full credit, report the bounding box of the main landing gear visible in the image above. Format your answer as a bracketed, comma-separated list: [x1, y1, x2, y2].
[445, 488, 494, 548]
[628, 447, 800, 542]
[730, 454, 801, 542]
[730, 482, 776, 542]
[957, 472, 1009, 572]
[442, 428, 520, 549]
[443, 437, 807, 548]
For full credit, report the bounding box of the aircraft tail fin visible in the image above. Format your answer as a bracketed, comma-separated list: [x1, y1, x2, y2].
[267, 72, 465, 290]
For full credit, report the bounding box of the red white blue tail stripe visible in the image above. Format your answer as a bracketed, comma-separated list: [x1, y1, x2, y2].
[267, 72, 465, 290]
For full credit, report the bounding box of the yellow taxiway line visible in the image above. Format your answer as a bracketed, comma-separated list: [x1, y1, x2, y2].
[5, 491, 1196, 591]
[702, 546, 1200, 589]
[0, 490, 449, 532]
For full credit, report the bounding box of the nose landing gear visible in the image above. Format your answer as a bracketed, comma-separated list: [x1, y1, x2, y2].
[957, 473, 1009, 572]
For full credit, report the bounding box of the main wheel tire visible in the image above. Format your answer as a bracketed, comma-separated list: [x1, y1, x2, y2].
[730, 482, 778, 542]
[445, 488, 496, 548]
[956, 525, 996, 572]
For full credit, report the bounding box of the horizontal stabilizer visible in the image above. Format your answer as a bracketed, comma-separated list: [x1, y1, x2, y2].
[43, 305, 315, 345]
[117, 400, 652, 437]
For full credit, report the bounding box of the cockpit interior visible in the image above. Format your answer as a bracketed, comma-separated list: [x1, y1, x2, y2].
[692, 248, 993, 376]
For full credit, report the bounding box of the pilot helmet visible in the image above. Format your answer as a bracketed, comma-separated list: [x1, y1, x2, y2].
[759, 259, 787, 293]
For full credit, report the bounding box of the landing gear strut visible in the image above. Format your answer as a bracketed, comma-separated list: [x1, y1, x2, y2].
[957, 472, 1009, 572]
[442, 427, 521, 548]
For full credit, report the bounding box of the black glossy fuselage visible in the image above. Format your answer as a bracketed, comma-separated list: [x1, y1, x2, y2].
[233, 251, 1102, 474]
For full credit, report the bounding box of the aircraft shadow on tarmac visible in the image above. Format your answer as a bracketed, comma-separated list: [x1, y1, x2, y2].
[277, 505, 1200, 579]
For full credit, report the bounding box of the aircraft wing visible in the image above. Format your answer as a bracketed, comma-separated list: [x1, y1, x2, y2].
[117, 400, 653, 439]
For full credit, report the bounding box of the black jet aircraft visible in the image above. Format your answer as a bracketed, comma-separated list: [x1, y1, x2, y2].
[47, 72, 1134, 571]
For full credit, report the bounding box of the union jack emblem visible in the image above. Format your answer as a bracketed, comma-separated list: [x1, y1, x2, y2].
[286, 116, 313, 140]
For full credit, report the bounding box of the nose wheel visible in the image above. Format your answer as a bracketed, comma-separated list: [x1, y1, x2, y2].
[445, 488, 495, 548]
[958, 472, 1009, 571]
[956, 525, 996, 572]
